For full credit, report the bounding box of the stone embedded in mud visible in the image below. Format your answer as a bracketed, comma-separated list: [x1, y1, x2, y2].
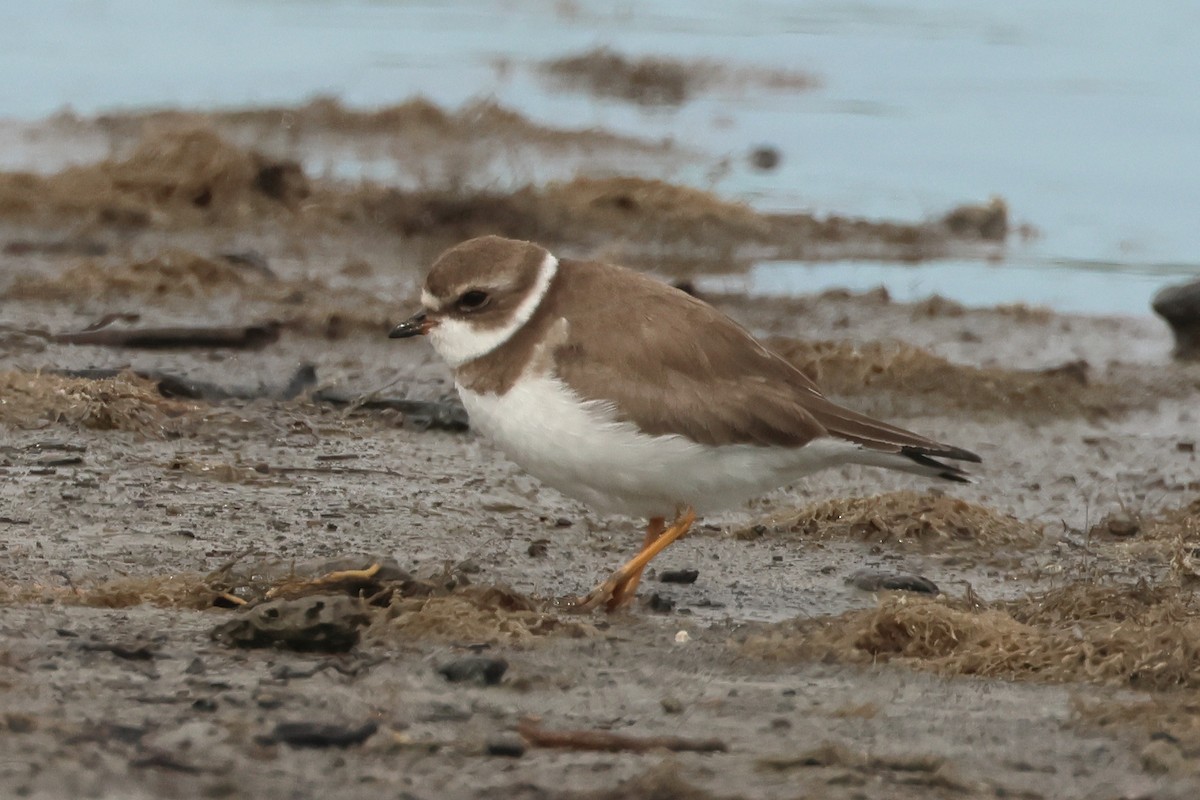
[210, 594, 372, 653]
[846, 569, 940, 595]
[659, 568, 700, 584]
[749, 145, 782, 171]
[485, 737, 527, 758]
[258, 720, 379, 749]
[1152, 278, 1200, 360]
[437, 655, 509, 686]
[1088, 511, 1141, 538]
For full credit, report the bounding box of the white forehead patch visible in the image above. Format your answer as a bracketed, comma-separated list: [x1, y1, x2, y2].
[420, 289, 438, 310]
[427, 252, 558, 368]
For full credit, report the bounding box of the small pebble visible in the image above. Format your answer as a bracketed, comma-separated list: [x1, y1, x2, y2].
[749, 145, 782, 171]
[191, 698, 218, 712]
[437, 656, 509, 686]
[647, 593, 675, 613]
[659, 569, 699, 584]
[486, 737, 526, 758]
[660, 697, 684, 714]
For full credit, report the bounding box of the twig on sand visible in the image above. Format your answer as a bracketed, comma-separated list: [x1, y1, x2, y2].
[516, 717, 728, 753]
[51, 322, 281, 350]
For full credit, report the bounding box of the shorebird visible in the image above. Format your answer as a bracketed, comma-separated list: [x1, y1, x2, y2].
[390, 236, 979, 611]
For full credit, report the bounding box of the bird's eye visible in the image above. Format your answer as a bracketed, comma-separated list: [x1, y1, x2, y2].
[456, 290, 490, 311]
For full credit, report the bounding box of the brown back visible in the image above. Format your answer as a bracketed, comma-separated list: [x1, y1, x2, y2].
[457, 257, 973, 458]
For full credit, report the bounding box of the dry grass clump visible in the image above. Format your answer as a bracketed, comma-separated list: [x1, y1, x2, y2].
[0, 118, 1006, 264]
[1087, 498, 1200, 580]
[354, 175, 988, 264]
[6, 249, 251, 301]
[539, 47, 816, 106]
[4, 558, 592, 643]
[744, 581, 1200, 690]
[0, 371, 197, 437]
[350, 175, 773, 255]
[741, 491, 1042, 550]
[770, 337, 1132, 420]
[0, 574, 222, 610]
[0, 126, 306, 227]
[101, 96, 665, 153]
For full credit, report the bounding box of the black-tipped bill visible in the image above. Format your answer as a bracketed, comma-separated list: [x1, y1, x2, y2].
[389, 311, 432, 339]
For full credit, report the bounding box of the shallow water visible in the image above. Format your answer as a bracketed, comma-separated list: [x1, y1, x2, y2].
[3, 0, 1197, 314]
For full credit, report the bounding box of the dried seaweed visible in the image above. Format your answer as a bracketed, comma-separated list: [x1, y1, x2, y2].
[0, 370, 199, 437]
[740, 491, 1043, 550]
[744, 580, 1200, 690]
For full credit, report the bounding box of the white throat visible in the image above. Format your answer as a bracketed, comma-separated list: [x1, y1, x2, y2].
[426, 252, 559, 368]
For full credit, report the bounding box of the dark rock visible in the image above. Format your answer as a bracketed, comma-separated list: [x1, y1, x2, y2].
[258, 720, 378, 749]
[647, 593, 675, 613]
[437, 656, 508, 686]
[1153, 279, 1200, 360]
[659, 569, 699, 584]
[211, 594, 371, 653]
[1090, 511, 1141, 538]
[527, 539, 550, 558]
[486, 737, 526, 757]
[749, 145, 782, 171]
[4, 713, 38, 733]
[191, 698, 218, 712]
[253, 158, 310, 204]
[847, 569, 939, 595]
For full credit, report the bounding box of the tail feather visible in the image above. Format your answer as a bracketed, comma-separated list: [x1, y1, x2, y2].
[845, 445, 977, 484]
[899, 447, 973, 483]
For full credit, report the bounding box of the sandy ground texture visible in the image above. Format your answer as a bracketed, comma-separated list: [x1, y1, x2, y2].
[1, 104, 1200, 800]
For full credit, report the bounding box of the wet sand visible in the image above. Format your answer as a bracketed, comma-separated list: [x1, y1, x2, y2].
[2, 105, 1199, 799]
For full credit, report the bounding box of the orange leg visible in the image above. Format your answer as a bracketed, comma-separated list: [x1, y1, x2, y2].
[604, 517, 666, 611]
[574, 507, 697, 612]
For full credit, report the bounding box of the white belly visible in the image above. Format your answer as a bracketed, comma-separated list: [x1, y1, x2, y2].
[457, 373, 858, 519]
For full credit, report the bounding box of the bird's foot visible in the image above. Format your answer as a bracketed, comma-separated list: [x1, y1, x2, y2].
[559, 508, 696, 614]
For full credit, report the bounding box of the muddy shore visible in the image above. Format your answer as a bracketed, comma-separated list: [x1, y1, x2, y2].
[1, 104, 1199, 800]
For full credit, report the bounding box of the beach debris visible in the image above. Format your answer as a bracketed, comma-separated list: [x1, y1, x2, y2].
[516, 716, 727, 753]
[1153, 278, 1200, 360]
[211, 594, 372, 653]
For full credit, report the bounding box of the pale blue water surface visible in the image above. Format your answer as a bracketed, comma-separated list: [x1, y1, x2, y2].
[2, 0, 1197, 315]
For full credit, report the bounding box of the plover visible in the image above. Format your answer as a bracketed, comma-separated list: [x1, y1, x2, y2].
[390, 236, 980, 611]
